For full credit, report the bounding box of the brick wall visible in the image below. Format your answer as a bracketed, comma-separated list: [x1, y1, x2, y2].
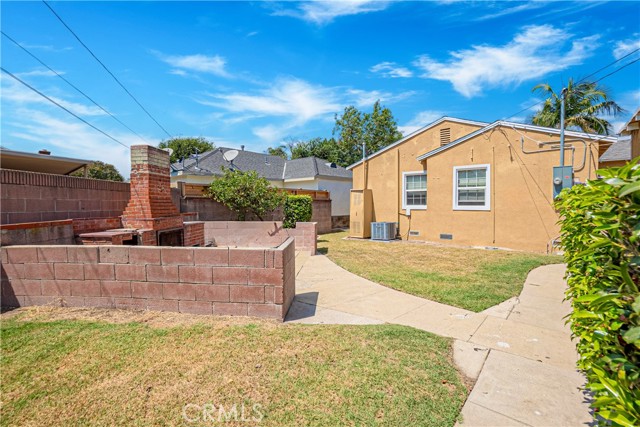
[183, 222, 205, 247]
[72, 217, 123, 235]
[1, 220, 74, 246]
[1, 169, 130, 224]
[0, 238, 295, 321]
[203, 221, 317, 254]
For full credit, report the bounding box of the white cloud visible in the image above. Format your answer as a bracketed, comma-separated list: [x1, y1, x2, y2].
[1, 74, 106, 117]
[370, 62, 413, 78]
[613, 35, 640, 59]
[273, 1, 391, 25]
[200, 78, 341, 126]
[475, 2, 548, 21]
[15, 69, 63, 78]
[414, 25, 598, 98]
[398, 110, 445, 135]
[18, 43, 72, 53]
[5, 108, 135, 178]
[346, 88, 415, 107]
[156, 52, 229, 77]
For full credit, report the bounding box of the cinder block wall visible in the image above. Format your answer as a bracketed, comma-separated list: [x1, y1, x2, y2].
[0, 238, 295, 320]
[1, 169, 130, 224]
[177, 196, 331, 233]
[203, 221, 317, 254]
[0, 220, 75, 246]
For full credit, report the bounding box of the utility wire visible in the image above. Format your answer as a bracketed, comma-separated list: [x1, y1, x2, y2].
[576, 47, 640, 84]
[1, 30, 149, 144]
[42, 0, 173, 138]
[1, 66, 129, 149]
[503, 49, 640, 121]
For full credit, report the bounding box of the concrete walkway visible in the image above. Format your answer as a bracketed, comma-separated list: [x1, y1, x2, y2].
[286, 254, 592, 427]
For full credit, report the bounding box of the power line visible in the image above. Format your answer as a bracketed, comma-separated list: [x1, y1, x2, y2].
[42, 0, 173, 138]
[1, 66, 129, 149]
[503, 52, 640, 121]
[1, 30, 149, 144]
[577, 47, 640, 84]
[593, 57, 640, 85]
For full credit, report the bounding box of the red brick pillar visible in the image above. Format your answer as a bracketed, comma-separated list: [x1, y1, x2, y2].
[121, 145, 183, 231]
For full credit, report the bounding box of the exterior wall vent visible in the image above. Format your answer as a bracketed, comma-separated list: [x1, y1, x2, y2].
[440, 128, 451, 146]
[409, 230, 420, 236]
[371, 222, 397, 241]
[440, 233, 453, 240]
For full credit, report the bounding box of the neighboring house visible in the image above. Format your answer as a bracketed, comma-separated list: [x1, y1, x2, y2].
[601, 108, 640, 167]
[0, 148, 90, 175]
[348, 116, 619, 253]
[170, 147, 352, 220]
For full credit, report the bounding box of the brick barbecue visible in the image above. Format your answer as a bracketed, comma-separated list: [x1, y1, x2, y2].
[79, 145, 204, 246]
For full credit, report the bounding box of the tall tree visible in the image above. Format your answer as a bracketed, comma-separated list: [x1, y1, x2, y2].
[333, 100, 403, 166]
[531, 79, 624, 135]
[71, 161, 124, 181]
[158, 137, 214, 163]
[267, 146, 289, 159]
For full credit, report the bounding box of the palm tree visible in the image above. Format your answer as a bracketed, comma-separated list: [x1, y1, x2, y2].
[531, 78, 624, 135]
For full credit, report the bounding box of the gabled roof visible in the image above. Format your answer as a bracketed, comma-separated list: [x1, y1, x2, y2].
[346, 116, 488, 170]
[600, 135, 631, 163]
[0, 148, 91, 175]
[620, 108, 640, 135]
[172, 147, 351, 181]
[416, 121, 619, 161]
[284, 157, 351, 180]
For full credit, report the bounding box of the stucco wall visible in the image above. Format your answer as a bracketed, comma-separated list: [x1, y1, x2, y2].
[351, 121, 602, 252]
[316, 178, 351, 216]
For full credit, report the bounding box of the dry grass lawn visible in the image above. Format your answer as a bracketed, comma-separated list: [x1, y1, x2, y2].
[1, 307, 469, 426]
[318, 231, 562, 312]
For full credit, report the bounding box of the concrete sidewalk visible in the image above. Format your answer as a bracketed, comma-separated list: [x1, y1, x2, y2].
[286, 254, 592, 427]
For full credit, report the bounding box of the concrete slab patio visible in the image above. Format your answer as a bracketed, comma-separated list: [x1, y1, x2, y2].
[287, 255, 592, 427]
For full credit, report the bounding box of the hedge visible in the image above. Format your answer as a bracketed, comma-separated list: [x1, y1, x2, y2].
[283, 195, 312, 229]
[555, 158, 640, 427]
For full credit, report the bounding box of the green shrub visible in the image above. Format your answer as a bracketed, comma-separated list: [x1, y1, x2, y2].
[555, 158, 639, 427]
[207, 169, 286, 221]
[283, 195, 312, 228]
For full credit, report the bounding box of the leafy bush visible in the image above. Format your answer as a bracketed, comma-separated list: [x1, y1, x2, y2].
[555, 158, 639, 427]
[207, 169, 286, 221]
[283, 195, 312, 228]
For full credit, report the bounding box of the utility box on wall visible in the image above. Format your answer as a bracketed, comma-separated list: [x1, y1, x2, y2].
[553, 166, 574, 198]
[350, 189, 372, 238]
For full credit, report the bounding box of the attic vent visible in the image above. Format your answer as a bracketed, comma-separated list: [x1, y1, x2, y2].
[440, 128, 451, 146]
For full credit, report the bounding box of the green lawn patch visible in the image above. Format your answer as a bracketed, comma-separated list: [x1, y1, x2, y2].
[318, 231, 562, 312]
[1, 308, 468, 426]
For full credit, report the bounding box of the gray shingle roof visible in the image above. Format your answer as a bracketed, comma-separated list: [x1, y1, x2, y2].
[172, 148, 351, 181]
[600, 136, 631, 163]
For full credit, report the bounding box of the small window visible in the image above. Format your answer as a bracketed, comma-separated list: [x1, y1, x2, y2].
[453, 165, 490, 211]
[403, 172, 427, 209]
[440, 128, 451, 146]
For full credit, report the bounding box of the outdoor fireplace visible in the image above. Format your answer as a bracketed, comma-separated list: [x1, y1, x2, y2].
[78, 145, 204, 247]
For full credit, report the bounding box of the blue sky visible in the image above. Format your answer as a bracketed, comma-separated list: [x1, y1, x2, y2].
[1, 1, 639, 177]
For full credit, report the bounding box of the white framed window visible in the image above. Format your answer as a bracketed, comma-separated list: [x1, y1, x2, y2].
[453, 164, 490, 211]
[403, 171, 427, 209]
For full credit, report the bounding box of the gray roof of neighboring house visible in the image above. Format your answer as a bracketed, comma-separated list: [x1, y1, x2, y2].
[600, 135, 631, 163]
[171, 147, 351, 181]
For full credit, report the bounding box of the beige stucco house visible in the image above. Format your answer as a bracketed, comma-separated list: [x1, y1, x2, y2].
[348, 116, 621, 253]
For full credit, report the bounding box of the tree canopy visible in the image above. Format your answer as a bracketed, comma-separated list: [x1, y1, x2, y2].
[266, 146, 289, 159]
[531, 79, 624, 135]
[158, 137, 215, 163]
[206, 168, 286, 221]
[71, 161, 124, 182]
[267, 100, 402, 167]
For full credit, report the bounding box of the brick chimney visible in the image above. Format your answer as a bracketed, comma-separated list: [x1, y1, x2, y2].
[121, 145, 183, 231]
